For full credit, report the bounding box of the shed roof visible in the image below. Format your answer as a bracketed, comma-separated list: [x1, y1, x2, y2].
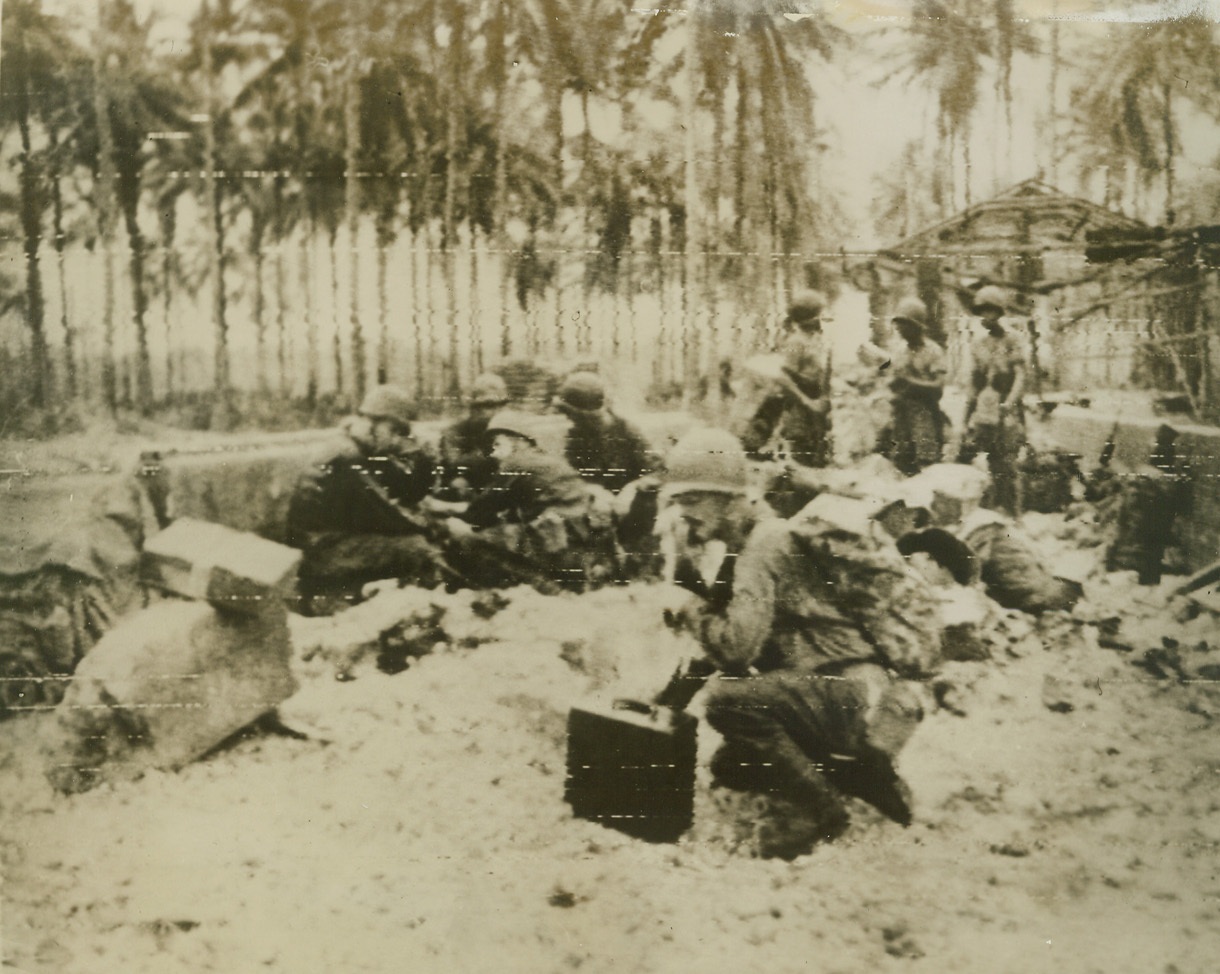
[881, 179, 1146, 259]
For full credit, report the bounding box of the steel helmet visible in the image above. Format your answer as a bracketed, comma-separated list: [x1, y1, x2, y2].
[892, 296, 928, 330]
[557, 371, 606, 413]
[972, 285, 1008, 315]
[661, 428, 751, 499]
[787, 289, 826, 325]
[486, 408, 549, 445]
[358, 384, 418, 429]
[470, 372, 509, 407]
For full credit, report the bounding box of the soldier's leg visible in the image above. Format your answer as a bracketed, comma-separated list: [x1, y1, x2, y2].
[299, 533, 453, 612]
[819, 663, 921, 825]
[741, 393, 787, 458]
[704, 673, 850, 854]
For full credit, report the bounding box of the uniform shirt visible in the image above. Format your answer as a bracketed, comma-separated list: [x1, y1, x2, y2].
[287, 440, 436, 542]
[462, 447, 591, 527]
[780, 329, 831, 400]
[696, 517, 940, 679]
[893, 340, 947, 397]
[439, 413, 497, 490]
[564, 411, 656, 494]
[970, 330, 1025, 400]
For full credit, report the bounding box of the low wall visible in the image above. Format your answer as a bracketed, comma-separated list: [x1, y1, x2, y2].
[1031, 405, 1220, 572]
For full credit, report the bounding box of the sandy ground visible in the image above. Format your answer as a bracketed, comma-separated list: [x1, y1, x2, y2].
[3, 542, 1219, 973]
[2, 425, 1219, 973]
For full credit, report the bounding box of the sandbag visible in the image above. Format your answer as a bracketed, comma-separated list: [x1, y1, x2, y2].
[46, 599, 297, 793]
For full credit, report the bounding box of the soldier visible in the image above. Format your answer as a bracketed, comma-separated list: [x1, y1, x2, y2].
[438, 372, 510, 496]
[881, 297, 949, 475]
[657, 428, 932, 859]
[742, 290, 834, 468]
[554, 371, 656, 494]
[286, 384, 452, 612]
[959, 285, 1028, 513]
[442, 409, 616, 592]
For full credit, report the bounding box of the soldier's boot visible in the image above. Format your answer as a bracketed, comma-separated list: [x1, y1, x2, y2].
[756, 772, 850, 861]
[831, 678, 921, 826]
[747, 736, 851, 859]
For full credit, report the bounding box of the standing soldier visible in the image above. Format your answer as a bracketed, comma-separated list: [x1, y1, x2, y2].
[959, 285, 1027, 513]
[742, 290, 834, 468]
[438, 372, 510, 496]
[883, 297, 948, 475]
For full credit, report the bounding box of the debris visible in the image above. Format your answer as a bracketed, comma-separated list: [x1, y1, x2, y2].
[376, 606, 448, 675]
[1132, 645, 1187, 682]
[902, 463, 991, 527]
[937, 587, 994, 662]
[471, 591, 511, 619]
[1041, 674, 1076, 713]
[46, 598, 297, 794]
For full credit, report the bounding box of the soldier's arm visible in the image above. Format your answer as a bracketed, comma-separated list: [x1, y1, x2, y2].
[696, 533, 777, 674]
[1003, 344, 1026, 409]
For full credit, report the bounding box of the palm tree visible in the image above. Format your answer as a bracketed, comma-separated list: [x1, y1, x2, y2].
[1, 0, 82, 411]
[90, 0, 121, 412]
[238, 0, 345, 405]
[1068, 11, 1220, 222]
[87, 0, 187, 414]
[882, 0, 991, 211]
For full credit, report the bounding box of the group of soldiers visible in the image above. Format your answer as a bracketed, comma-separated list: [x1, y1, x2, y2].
[743, 284, 1028, 505]
[284, 283, 1032, 859]
[286, 369, 659, 611]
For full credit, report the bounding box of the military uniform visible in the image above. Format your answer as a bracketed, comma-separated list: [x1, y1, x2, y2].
[685, 514, 936, 857]
[438, 413, 497, 494]
[287, 442, 450, 607]
[453, 414, 617, 592]
[742, 293, 834, 469]
[563, 411, 655, 494]
[886, 338, 948, 475]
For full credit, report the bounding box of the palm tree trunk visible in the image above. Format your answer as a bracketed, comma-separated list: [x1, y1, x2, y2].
[469, 228, 482, 379]
[443, 7, 464, 401]
[301, 225, 317, 405]
[345, 40, 366, 402]
[158, 205, 176, 400]
[16, 103, 50, 411]
[119, 184, 153, 414]
[49, 133, 77, 400]
[201, 8, 230, 421]
[272, 175, 290, 397]
[252, 218, 268, 395]
[376, 221, 390, 385]
[330, 229, 344, 397]
[1162, 80, 1175, 223]
[93, 2, 119, 414]
[411, 228, 425, 399]
[275, 241, 289, 396]
[682, 15, 700, 404]
[489, 1, 511, 361]
[1048, 7, 1059, 182]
